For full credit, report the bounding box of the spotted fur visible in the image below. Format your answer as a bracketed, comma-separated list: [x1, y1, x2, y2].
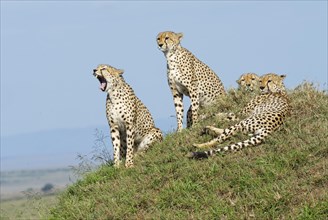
[93, 64, 163, 167]
[236, 72, 260, 92]
[189, 73, 290, 159]
[157, 31, 225, 132]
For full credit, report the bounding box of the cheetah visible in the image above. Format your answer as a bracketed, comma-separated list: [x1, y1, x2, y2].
[157, 31, 225, 132]
[213, 72, 261, 122]
[236, 72, 260, 92]
[93, 64, 163, 168]
[188, 73, 290, 159]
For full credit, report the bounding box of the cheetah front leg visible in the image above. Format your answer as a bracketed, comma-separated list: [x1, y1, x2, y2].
[186, 106, 192, 128]
[193, 123, 243, 148]
[202, 125, 224, 136]
[199, 113, 237, 136]
[193, 138, 220, 149]
[119, 130, 127, 161]
[125, 123, 135, 168]
[110, 124, 122, 167]
[187, 86, 200, 128]
[171, 87, 184, 132]
[187, 104, 202, 128]
[215, 112, 239, 122]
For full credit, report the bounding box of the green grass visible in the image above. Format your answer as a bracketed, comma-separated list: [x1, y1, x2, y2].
[48, 83, 328, 219]
[0, 194, 57, 220]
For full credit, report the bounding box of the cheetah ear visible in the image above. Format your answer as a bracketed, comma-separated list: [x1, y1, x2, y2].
[118, 69, 124, 75]
[177, 33, 183, 40]
[280, 74, 286, 79]
[115, 69, 124, 75]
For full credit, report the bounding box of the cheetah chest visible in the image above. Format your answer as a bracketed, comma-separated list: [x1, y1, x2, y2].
[107, 94, 133, 129]
[174, 77, 189, 96]
[167, 57, 190, 96]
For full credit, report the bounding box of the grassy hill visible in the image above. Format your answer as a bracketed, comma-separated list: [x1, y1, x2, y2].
[48, 83, 327, 219]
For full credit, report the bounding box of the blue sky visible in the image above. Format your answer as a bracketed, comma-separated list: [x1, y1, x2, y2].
[1, 1, 327, 138]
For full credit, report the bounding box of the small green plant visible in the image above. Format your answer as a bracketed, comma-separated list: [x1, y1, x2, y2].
[70, 129, 113, 177]
[91, 129, 113, 165]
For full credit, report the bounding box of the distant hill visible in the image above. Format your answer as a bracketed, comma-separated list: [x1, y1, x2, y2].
[1, 117, 175, 171]
[0, 168, 76, 201]
[48, 83, 328, 219]
[1, 126, 107, 171]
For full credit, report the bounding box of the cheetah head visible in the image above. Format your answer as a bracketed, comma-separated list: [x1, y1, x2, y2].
[93, 64, 124, 92]
[236, 73, 260, 92]
[156, 31, 183, 52]
[259, 73, 286, 94]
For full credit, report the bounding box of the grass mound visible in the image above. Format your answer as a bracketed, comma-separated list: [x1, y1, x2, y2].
[49, 83, 328, 219]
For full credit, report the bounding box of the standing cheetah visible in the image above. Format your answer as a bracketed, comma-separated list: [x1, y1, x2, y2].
[157, 31, 225, 132]
[236, 72, 260, 92]
[93, 64, 163, 168]
[189, 73, 290, 159]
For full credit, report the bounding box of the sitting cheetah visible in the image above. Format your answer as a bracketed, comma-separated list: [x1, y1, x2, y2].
[188, 73, 290, 159]
[236, 72, 260, 92]
[157, 31, 225, 131]
[93, 64, 163, 168]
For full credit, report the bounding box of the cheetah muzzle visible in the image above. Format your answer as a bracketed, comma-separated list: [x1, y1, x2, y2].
[93, 69, 107, 91]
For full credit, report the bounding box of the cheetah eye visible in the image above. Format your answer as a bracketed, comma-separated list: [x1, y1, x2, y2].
[268, 80, 272, 83]
[241, 79, 245, 81]
[157, 37, 160, 41]
[252, 78, 255, 80]
[165, 37, 169, 40]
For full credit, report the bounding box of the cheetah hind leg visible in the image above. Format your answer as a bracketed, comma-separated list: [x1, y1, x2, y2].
[201, 125, 224, 136]
[215, 112, 239, 121]
[194, 123, 242, 149]
[199, 113, 238, 136]
[136, 128, 163, 153]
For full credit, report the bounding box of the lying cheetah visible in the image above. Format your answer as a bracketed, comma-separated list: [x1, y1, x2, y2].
[236, 72, 260, 92]
[93, 64, 163, 168]
[189, 73, 290, 159]
[157, 31, 225, 131]
[213, 72, 261, 122]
